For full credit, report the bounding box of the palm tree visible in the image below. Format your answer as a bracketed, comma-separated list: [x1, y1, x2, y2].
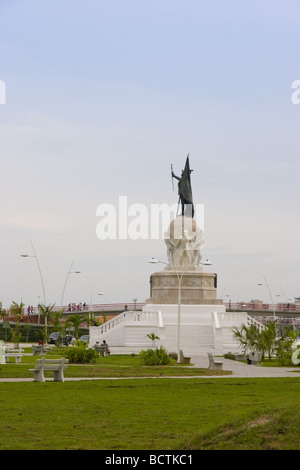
[232, 324, 248, 354]
[9, 301, 25, 347]
[65, 314, 91, 340]
[261, 321, 278, 360]
[52, 309, 64, 331]
[232, 321, 279, 360]
[39, 304, 55, 343]
[147, 332, 160, 348]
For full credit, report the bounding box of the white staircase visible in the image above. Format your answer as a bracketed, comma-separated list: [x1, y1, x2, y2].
[89, 309, 266, 356]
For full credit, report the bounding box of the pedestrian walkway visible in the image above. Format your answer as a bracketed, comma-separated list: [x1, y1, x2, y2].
[190, 356, 300, 378]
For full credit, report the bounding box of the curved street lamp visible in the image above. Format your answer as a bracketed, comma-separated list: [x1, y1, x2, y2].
[60, 259, 81, 308]
[257, 274, 276, 319]
[21, 240, 46, 306]
[149, 257, 212, 363]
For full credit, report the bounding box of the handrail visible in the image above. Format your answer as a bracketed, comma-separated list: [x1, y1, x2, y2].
[225, 302, 300, 312]
[90, 310, 160, 336]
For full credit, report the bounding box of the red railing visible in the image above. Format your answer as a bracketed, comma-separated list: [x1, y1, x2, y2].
[225, 302, 300, 312]
[1, 302, 300, 326]
[0, 302, 145, 324]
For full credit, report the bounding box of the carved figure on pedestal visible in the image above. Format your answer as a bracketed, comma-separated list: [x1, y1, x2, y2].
[171, 155, 194, 218]
[164, 216, 204, 269]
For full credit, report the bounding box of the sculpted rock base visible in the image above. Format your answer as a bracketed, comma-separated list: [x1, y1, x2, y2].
[146, 269, 222, 305]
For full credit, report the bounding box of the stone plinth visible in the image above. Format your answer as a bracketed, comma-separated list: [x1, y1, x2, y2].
[145, 268, 223, 305]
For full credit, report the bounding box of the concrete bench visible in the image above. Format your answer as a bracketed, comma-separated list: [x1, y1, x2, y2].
[32, 345, 51, 356]
[208, 352, 223, 370]
[179, 349, 191, 364]
[93, 344, 110, 356]
[5, 348, 24, 364]
[234, 353, 246, 361]
[29, 357, 69, 382]
[247, 351, 261, 365]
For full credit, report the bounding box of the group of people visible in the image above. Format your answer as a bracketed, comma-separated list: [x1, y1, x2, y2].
[67, 302, 88, 312]
[94, 340, 110, 356]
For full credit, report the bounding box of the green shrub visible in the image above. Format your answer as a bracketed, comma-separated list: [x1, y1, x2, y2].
[139, 346, 173, 366]
[224, 353, 235, 360]
[168, 351, 178, 361]
[64, 341, 98, 363]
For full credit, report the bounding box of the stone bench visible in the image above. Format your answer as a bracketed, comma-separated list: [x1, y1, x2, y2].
[234, 353, 247, 361]
[207, 352, 223, 370]
[32, 345, 51, 356]
[93, 344, 110, 356]
[5, 348, 24, 364]
[179, 349, 191, 364]
[29, 357, 69, 382]
[247, 351, 261, 365]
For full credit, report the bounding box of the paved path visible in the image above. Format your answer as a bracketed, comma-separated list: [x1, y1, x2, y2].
[190, 356, 300, 378]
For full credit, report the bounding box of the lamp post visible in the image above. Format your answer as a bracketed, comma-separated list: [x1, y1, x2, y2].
[21, 240, 46, 306]
[149, 257, 212, 363]
[257, 274, 276, 319]
[60, 259, 81, 308]
[90, 287, 104, 311]
[95, 291, 104, 320]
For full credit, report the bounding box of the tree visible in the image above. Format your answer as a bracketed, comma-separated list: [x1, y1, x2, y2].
[65, 314, 91, 340]
[9, 301, 25, 347]
[232, 323, 261, 354]
[39, 304, 55, 343]
[52, 309, 65, 332]
[232, 321, 279, 361]
[0, 302, 7, 321]
[147, 332, 160, 348]
[260, 321, 278, 360]
[232, 324, 248, 354]
[277, 327, 299, 366]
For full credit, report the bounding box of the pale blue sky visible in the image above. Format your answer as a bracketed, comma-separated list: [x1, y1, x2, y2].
[0, 0, 299, 307]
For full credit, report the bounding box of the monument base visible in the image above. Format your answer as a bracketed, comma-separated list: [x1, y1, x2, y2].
[146, 268, 223, 305]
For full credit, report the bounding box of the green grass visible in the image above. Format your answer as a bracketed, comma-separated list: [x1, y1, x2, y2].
[1, 350, 300, 450]
[0, 377, 299, 450]
[0, 353, 230, 378]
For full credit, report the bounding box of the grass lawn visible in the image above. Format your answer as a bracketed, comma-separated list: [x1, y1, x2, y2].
[0, 377, 300, 450]
[0, 352, 231, 378]
[1, 349, 299, 450]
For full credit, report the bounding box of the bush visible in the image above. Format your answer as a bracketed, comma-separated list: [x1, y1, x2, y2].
[168, 351, 178, 361]
[224, 353, 235, 360]
[139, 346, 173, 366]
[64, 341, 98, 363]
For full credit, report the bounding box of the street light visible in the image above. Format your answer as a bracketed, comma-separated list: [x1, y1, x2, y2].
[21, 240, 46, 305]
[257, 274, 276, 319]
[149, 257, 212, 363]
[90, 287, 104, 309]
[60, 259, 81, 308]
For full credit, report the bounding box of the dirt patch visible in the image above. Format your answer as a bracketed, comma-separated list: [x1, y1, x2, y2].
[247, 415, 272, 428]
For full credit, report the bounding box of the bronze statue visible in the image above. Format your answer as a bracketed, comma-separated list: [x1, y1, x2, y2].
[171, 155, 194, 218]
